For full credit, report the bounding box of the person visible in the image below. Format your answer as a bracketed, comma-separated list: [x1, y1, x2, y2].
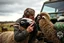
[14, 8, 37, 43]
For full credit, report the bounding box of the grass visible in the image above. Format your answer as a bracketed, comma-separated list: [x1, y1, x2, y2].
[0, 23, 15, 32]
[0, 27, 2, 32]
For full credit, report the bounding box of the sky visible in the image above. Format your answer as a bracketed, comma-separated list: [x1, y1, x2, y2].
[0, 0, 48, 21]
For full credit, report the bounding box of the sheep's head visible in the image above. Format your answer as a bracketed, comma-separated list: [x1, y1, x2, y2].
[35, 12, 53, 31]
[19, 18, 34, 28]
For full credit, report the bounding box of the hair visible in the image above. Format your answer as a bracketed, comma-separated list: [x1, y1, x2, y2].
[23, 8, 35, 18]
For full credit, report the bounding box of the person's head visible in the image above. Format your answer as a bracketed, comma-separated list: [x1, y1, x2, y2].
[23, 8, 35, 20]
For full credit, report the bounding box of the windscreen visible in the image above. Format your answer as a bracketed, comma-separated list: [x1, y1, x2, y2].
[41, 1, 64, 19]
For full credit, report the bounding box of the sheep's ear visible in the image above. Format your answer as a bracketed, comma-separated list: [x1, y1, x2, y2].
[41, 16, 49, 22]
[42, 16, 46, 19]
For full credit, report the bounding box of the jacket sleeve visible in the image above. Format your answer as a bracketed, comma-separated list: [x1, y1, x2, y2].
[14, 26, 29, 42]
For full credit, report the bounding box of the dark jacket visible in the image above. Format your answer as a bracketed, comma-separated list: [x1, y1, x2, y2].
[14, 18, 37, 43]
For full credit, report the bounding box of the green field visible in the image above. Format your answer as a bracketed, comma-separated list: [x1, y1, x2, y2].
[0, 22, 15, 32]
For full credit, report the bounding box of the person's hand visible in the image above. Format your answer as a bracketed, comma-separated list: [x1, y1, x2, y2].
[26, 21, 34, 33]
